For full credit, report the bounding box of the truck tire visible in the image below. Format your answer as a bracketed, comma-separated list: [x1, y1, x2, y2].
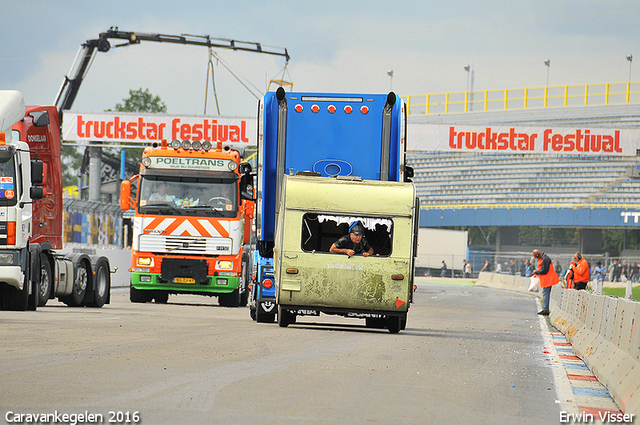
[87, 260, 110, 307]
[130, 286, 152, 303]
[153, 291, 169, 304]
[365, 318, 386, 329]
[27, 278, 39, 311]
[387, 316, 401, 334]
[219, 288, 240, 307]
[61, 261, 89, 307]
[2, 279, 29, 311]
[277, 305, 295, 327]
[38, 253, 52, 307]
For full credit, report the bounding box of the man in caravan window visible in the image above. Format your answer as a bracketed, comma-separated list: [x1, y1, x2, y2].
[330, 221, 374, 258]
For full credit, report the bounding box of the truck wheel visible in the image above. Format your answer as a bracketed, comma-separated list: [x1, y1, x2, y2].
[277, 305, 294, 327]
[27, 278, 39, 311]
[130, 286, 152, 303]
[387, 316, 401, 334]
[153, 291, 169, 304]
[88, 261, 110, 307]
[62, 261, 89, 307]
[37, 253, 52, 307]
[219, 288, 240, 307]
[2, 279, 29, 311]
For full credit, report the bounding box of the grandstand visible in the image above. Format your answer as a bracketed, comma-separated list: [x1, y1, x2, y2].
[403, 81, 640, 273]
[407, 152, 640, 207]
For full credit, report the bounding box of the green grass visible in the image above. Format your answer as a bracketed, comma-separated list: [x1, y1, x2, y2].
[601, 285, 640, 301]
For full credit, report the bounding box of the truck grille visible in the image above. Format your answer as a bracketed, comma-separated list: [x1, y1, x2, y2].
[139, 234, 232, 255]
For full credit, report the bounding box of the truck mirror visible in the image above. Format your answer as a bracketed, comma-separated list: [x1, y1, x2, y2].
[120, 180, 131, 211]
[31, 160, 44, 185]
[240, 174, 255, 201]
[404, 166, 414, 182]
[30, 186, 44, 200]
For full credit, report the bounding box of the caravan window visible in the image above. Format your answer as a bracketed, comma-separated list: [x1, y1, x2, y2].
[301, 213, 393, 256]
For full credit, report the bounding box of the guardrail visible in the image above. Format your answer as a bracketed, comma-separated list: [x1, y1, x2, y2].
[476, 272, 640, 415]
[402, 82, 640, 116]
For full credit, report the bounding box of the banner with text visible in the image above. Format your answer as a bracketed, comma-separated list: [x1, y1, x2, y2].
[62, 112, 257, 147]
[408, 123, 640, 156]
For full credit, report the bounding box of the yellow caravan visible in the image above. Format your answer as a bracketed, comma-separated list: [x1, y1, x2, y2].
[273, 174, 418, 333]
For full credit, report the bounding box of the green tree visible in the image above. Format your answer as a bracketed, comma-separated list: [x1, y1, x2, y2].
[113, 88, 167, 114]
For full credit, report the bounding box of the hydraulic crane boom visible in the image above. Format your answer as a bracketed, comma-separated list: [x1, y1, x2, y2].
[54, 26, 290, 113]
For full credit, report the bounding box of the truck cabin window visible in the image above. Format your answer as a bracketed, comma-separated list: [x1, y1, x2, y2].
[301, 214, 392, 256]
[138, 176, 238, 217]
[0, 153, 17, 206]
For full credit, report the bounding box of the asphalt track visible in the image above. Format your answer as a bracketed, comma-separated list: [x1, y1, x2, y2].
[0, 280, 585, 424]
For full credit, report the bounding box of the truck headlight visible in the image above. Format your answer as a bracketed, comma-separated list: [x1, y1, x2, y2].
[216, 260, 233, 270]
[0, 253, 14, 265]
[137, 257, 154, 267]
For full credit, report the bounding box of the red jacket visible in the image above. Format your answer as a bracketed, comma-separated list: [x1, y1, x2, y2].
[571, 258, 590, 283]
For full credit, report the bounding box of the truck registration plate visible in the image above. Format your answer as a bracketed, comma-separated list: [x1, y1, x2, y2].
[173, 277, 196, 284]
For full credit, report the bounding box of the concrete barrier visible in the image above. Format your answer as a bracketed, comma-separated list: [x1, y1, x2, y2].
[480, 273, 640, 414]
[475, 272, 541, 298]
[550, 286, 640, 415]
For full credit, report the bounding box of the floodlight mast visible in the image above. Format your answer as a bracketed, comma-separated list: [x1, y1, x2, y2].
[54, 26, 290, 114]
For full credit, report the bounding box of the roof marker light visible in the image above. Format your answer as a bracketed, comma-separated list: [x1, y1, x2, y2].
[170, 139, 181, 150]
[327, 105, 336, 114]
[344, 105, 353, 114]
[295, 104, 303, 113]
[360, 105, 369, 114]
[182, 140, 192, 150]
[202, 141, 212, 151]
[191, 140, 202, 151]
[311, 104, 320, 113]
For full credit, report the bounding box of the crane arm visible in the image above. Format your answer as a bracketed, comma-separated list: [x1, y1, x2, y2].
[54, 27, 290, 112]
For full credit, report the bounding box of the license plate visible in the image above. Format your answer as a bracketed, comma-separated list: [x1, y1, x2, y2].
[173, 277, 196, 284]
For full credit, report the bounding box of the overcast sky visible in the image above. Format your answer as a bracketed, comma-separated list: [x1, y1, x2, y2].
[3, 1, 639, 117]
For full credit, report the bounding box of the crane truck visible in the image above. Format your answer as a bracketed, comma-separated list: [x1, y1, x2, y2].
[0, 90, 111, 311]
[254, 88, 418, 333]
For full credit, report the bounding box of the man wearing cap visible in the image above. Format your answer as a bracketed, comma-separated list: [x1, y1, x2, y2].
[532, 249, 559, 316]
[330, 221, 374, 257]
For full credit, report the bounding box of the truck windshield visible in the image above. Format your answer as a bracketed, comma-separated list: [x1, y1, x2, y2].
[301, 213, 393, 256]
[138, 176, 238, 217]
[0, 152, 17, 207]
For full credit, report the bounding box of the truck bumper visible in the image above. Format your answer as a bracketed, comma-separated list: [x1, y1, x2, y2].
[0, 250, 26, 290]
[131, 272, 240, 294]
[0, 265, 25, 290]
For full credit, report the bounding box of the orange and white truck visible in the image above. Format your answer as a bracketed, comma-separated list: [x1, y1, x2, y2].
[120, 139, 254, 306]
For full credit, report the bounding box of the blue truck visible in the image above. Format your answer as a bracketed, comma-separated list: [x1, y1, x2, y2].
[250, 88, 416, 332]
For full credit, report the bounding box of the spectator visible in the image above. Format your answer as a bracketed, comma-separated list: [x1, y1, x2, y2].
[593, 261, 606, 294]
[532, 249, 560, 316]
[464, 260, 472, 278]
[621, 261, 629, 282]
[609, 260, 616, 282]
[480, 259, 491, 273]
[632, 262, 640, 283]
[569, 252, 590, 291]
[495, 260, 502, 273]
[508, 259, 516, 275]
[523, 259, 533, 277]
[613, 260, 622, 282]
[440, 261, 448, 277]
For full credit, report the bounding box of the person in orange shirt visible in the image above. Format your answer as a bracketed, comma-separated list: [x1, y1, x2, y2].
[569, 253, 590, 291]
[532, 249, 560, 316]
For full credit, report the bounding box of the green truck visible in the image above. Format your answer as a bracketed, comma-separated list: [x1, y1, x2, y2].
[274, 174, 418, 333]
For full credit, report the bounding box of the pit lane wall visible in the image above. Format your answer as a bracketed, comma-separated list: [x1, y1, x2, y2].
[476, 272, 640, 415]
